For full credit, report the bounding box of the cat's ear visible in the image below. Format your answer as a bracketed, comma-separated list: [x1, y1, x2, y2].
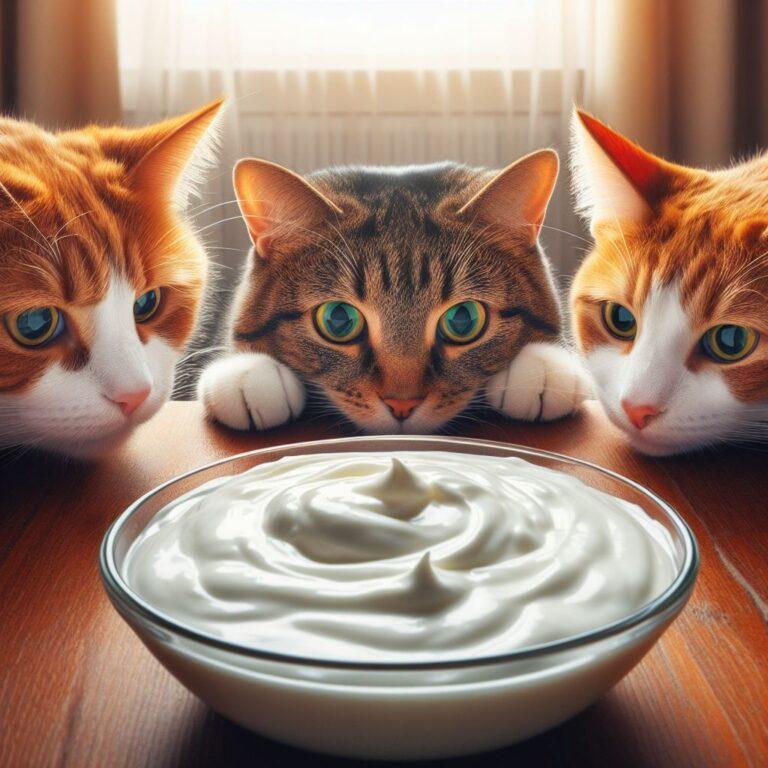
[570, 109, 679, 234]
[233, 158, 343, 258]
[94, 98, 224, 203]
[735, 217, 768, 250]
[456, 149, 559, 245]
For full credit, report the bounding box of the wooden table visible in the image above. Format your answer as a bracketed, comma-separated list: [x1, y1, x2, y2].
[1, 402, 766, 767]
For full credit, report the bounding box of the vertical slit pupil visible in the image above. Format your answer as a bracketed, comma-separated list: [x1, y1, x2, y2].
[449, 303, 475, 336]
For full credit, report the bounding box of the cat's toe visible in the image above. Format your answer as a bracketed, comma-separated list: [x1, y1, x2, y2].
[198, 353, 305, 431]
[239, 357, 305, 430]
[539, 351, 591, 421]
[486, 342, 590, 422]
[486, 346, 545, 421]
[198, 354, 255, 429]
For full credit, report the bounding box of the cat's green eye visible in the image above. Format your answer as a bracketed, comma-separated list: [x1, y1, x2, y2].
[6, 306, 65, 347]
[314, 301, 365, 343]
[134, 288, 161, 323]
[701, 324, 759, 363]
[438, 300, 487, 344]
[602, 302, 637, 340]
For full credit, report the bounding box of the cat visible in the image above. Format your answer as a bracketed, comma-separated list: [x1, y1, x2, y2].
[0, 99, 223, 457]
[199, 152, 589, 434]
[570, 109, 768, 455]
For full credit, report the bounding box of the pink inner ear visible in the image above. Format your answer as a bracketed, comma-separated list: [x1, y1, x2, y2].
[234, 158, 344, 257]
[578, 111, 668, 207]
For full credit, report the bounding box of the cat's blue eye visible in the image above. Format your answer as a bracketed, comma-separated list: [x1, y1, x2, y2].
[134, 288, 161, 323]
[6, 306, 65, 348]
[602, 302, 636, 340]
[701, 324, 759, 363]
[314, 301, 365, 343]
[438, 300, 487, 344]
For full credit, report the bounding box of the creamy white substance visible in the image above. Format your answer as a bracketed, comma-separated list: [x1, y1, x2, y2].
[125, 452, 677, 663]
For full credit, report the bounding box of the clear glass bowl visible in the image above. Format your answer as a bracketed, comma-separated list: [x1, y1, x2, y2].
[100, 436, 699, 760]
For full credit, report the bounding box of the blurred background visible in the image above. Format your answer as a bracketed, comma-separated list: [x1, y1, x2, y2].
[1, 0, 767, 284]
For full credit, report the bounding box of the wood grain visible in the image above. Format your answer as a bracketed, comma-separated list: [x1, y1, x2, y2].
[0, 401, 766, 768]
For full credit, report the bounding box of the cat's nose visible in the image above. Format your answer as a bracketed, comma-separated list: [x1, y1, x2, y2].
[112, 387, 151, 417]
[382, 397, 425, 421]
[621, 400, 660, 430]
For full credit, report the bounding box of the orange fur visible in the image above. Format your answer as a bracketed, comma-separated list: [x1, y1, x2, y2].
[0, 101, 222, 393]
[571, 113, 768, 403]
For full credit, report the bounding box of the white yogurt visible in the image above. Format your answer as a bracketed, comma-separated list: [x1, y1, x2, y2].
[125, 451, 676, 663]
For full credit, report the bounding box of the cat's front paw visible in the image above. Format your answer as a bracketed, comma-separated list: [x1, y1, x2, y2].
[198, 352, 306, 430]
[485, 342, 591, 421]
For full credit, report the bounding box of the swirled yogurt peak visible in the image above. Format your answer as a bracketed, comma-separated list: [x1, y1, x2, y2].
[124, 451, 677, 662]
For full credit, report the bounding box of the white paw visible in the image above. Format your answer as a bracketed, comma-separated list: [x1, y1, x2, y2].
[197, 352, 306, 431]
[485, 342, 591, 422]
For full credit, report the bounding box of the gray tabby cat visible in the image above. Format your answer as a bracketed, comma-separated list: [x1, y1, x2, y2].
[199, 151, 588, 432]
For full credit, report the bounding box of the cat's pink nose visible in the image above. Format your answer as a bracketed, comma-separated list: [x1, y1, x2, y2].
[621, 400, 660, 430]
[112, 387, 151, 416]
[382, 397, 424, 421]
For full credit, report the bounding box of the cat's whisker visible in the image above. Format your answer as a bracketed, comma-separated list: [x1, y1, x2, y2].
[325, 219, 363, 284]
[538, 222, 593, 246]
[176, 345, 231, 366]
[203, 260, 238, 272]
[186, 198, 242, 218]
[5, 248, 58, 281]
[0, 101, 229, 456]
[440, 407, 507, 434]
[50, 210, 94, 242]
[2, 220, 61, 263]
[0, 435, 52, 463]
[0, 179, 60, 262]
[726, 248, 768, 283]
[454, 228, 495, 273]
[269, 216, 362, 281]
[233, 202, 356, 268]
[190, 214, 251, 236]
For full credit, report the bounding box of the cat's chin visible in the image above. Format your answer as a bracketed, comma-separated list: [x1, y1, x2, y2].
[624, 434, 688, 457]
[622, 428, 721, 457]
[599, 403, 717, 457]
[46, 427, 135, 460]
[40, 401, 167, 459]
[352, 413, 449, 436]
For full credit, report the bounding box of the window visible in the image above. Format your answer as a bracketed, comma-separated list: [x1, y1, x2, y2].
[117, 0, 594, 274]
[118, 1, 591, 71]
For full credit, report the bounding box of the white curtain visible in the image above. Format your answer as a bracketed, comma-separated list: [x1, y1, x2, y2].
[117, 0, 596, 281]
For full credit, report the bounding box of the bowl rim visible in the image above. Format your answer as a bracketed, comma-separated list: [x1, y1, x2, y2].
[100, 434, 699, 672]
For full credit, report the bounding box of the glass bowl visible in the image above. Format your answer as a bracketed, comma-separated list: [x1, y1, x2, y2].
[100, 436, 698, 760]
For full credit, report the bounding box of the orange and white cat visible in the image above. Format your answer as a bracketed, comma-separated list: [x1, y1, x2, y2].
[570, 110, 768, 455]
[0, 100, 223, 457]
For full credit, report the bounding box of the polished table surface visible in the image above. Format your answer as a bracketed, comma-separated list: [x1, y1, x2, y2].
[1, 401, 766, 767]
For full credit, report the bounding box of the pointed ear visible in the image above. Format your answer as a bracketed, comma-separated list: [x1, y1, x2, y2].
[456, 149, 559, 245]
[93, 98, 224, 203]
[130, 99, 224, 201]
[233, 158, 343, 258]
[570, 109, 678, 233]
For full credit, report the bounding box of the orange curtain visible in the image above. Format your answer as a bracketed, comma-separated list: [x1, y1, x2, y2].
[589, 0, 767, 168]
[14, 0, 120, 127]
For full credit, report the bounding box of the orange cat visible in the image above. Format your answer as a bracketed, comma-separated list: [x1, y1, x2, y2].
[0, 100, 223, 456]
[570, 110, 768, 455]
